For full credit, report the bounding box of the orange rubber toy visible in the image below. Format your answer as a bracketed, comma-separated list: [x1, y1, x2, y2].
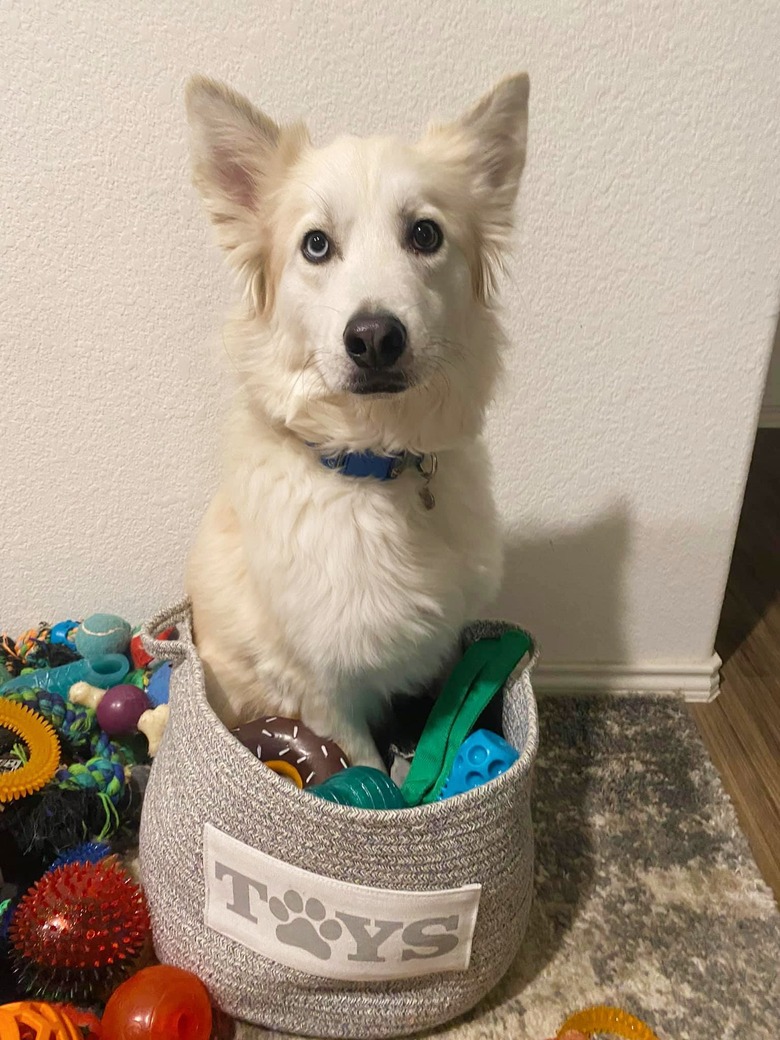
[101, 965, 212, 1040]
[0, 1001, 85, 1040]
[555, 1005, 661, 1040]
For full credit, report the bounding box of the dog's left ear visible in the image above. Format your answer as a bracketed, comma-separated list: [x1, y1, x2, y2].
[460, 74, 528, 299]
[458, 73, 529, 203]
[426, 74, 529, 300]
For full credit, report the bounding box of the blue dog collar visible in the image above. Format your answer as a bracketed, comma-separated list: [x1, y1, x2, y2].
[311, 446, 436, 483]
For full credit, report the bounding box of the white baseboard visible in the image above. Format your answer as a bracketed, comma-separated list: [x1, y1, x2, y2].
[759, 405, 780, 428]
[533, 653, 722, 703]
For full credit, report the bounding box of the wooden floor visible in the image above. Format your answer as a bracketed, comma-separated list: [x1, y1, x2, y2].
[692, 428, 780, 903]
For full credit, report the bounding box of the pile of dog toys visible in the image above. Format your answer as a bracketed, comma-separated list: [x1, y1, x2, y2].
[0, 962, 217, 1039]
[0, 611, 661, 1039]
[0, 612, 174, 868]
[0, 611, 183, 1034]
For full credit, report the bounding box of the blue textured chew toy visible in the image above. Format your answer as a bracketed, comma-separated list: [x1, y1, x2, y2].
[439, 729, 519, 800]
[48, 841, 111, 873]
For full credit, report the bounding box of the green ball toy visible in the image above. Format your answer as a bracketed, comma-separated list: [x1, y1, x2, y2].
[74, 613, 132, 660]
[309, 766, 407, 810]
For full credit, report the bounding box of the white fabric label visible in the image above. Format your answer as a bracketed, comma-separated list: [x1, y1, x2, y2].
[203, 823, 481, 981]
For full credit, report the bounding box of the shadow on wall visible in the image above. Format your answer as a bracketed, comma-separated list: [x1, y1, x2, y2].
[434, 508, 633, 1028]
[490, 504, 631, 669]
[491, 507, 631, 1009]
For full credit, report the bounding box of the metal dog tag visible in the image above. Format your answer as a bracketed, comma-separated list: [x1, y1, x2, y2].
[419, 486, 436, 510]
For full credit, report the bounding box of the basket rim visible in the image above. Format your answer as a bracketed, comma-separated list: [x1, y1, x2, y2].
[141, 599, 539, 826]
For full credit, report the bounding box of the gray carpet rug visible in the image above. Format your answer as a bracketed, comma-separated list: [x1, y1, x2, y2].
[238, 696, 780, 1040]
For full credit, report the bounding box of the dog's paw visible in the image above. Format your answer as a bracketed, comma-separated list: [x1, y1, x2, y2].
[297, 713, 385, 773]
[341, 748, 386, 773]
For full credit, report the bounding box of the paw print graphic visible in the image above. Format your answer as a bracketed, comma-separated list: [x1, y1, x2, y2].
[269, 889, 343, 960]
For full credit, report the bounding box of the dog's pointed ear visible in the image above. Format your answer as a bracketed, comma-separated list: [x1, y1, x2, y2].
[185, 76, 308, 310]
[457, 74, 529, 202]
[424, 74, 529, 301]
[186, 77, 280, 243]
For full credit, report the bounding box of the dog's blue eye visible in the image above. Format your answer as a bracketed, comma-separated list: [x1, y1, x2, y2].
[409, 219, 443, 254]
[302, 230, 331, 263]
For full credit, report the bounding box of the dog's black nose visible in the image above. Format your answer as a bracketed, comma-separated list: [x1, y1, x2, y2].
[343, 312, 407, 370]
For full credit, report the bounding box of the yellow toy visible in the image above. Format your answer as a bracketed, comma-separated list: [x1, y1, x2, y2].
[552, 1005, 661, 1040]
[0, 700, 60, 802]
[0, 1001, 82, 1040]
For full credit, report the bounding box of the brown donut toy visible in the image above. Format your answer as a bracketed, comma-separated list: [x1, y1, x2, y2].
[231, 716, 350, 788]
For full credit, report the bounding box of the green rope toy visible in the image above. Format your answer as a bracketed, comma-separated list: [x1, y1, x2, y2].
[3, 687, 139, 841]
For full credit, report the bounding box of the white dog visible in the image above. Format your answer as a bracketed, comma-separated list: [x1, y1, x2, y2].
[185, 74, 529, 770]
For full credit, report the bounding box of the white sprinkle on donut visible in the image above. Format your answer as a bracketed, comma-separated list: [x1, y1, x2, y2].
[232, 715, 349, 790]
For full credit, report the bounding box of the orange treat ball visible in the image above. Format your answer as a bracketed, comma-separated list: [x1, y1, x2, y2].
[0, 1000, 84, 1039]
[101, 965, 212, 1040]
[55, 1004, 103, 1038]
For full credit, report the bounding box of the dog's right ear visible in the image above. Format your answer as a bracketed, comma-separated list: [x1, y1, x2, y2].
[185, 78, 308, 318]
[185, 77, 280, 250]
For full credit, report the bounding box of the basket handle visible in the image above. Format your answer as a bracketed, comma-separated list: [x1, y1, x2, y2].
[139, 598, 191, 664]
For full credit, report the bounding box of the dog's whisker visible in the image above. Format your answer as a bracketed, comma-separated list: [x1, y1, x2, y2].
[300, 182, 334, 222]
[284, 352, 319, 410]
[220, 329, 242, 375]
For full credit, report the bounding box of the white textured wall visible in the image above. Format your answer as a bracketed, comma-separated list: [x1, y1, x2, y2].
[2, 1, 778, 679]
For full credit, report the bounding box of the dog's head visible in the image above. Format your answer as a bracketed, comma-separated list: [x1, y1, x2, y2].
[187, 75, 528, 451]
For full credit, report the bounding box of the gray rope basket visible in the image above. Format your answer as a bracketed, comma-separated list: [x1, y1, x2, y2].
[139, 601, 538, 1039]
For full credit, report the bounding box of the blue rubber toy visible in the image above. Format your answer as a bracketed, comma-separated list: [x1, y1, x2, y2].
[49, 619, 80, 651]
[146, 661, 171, 707]
[439, 729, 519, 800]
[48, 841, 111, 873]
[0, 653, 129, 697]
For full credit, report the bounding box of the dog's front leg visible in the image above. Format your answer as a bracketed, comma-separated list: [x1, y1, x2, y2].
[299, 705, 387, 774]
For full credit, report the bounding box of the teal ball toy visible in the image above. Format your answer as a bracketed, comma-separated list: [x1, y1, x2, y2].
[309, 766, 407, 810]
[74, 613, 132, 660]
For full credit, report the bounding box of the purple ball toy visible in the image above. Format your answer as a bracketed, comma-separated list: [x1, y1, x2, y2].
[96, 683, 151, 736]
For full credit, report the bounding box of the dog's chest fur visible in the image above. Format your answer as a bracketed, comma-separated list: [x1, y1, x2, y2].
[188, 405, 502, 737]
[271, 456, 496, 688]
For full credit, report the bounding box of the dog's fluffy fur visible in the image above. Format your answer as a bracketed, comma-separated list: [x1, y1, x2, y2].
[185, 74, 529, 769]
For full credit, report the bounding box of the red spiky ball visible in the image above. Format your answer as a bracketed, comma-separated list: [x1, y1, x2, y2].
[9, 857, 150, 1002]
